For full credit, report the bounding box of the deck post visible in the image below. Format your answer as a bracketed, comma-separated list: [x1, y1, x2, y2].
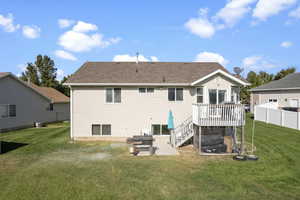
[240, 126, 245, 155]
[198, 126, 202, 155]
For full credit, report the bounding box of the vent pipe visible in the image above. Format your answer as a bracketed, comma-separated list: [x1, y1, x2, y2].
[136, 52, 139, 64]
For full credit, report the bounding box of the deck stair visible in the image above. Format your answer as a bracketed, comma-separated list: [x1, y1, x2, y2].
[170, 116, 194, 148]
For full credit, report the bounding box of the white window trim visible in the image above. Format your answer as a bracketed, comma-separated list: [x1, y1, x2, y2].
[0, 104, 16, 119]
[106, 88, 121, 104]
[91, 124, 112, 136]
[168, 88, 184, 102]
[208, 89, 228, 104]
[138, 88, 154, 94]
[196, 87, 204, 103]
[152, 124, 170, 136]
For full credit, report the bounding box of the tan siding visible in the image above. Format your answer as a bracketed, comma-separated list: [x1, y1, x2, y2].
[71, 75, 239, 138]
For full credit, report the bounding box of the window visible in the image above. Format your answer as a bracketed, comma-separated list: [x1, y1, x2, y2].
[102, 125, 111, 135]
[168, 88, 183, 101]
[139, 88, 146, 93]
[269, 99, 278, 103]
[209, 89, 217, 104]
[92, 124, 111, 136]
[196, 87, 203, 103]
[49, 103, 54, 111]
[9, 105, 16, 117]
[139, 88, 154, 93]
[231, 87, 240, 103]
[106, 88, 121, 103]
[152, 124, 170, 135]
[0, 104, 16, 118]
[147, 88, 154, 93]
[209, 89, 227, 104]
[92, 124, 101, 135]
[218, 90, 226, 104]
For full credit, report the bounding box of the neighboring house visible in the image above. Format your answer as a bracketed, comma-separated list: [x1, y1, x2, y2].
[0, 72, 70, 132]
[65, 62, 249, 147]
[250, 73, 300, 112]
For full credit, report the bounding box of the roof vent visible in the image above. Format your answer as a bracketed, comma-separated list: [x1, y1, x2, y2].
[162, 76, 166, 82]
[136, 52, 139, 64]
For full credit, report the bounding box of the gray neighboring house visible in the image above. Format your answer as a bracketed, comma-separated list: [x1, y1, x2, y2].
[250, 72, 300, 112]
[65, 62, 249, 142]
[0, 72, 70, 132]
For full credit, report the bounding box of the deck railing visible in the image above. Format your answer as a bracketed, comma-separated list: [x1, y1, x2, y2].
[192, 103, 245, 126]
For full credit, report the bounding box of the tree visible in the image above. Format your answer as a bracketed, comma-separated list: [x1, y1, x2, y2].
[56, 75, 71, 97]
[274, 67, 296, 80]
[21, 55, 59, 88]
[20, 55, 69, 96]
[20, 63, 40, 85]
[35, 55, 59, 88]
[258, 71, 273, 85]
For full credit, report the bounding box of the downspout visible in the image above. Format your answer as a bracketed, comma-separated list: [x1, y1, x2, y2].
[70, 86, 73, 140]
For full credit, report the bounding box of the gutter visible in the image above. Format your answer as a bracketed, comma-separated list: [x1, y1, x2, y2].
[250, 87, 300, 92]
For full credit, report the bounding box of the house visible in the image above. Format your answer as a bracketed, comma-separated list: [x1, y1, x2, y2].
[65, 62, 250, 154]
[250, 73, 300, 112]
[0, 72, 70, 132]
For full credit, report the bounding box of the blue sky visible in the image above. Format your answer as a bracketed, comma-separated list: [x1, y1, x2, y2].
[0, 0, 300, 79]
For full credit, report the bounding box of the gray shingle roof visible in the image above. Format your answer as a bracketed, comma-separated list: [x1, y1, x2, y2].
[66, 62, 247, 85]
[251, 72, 300, 91]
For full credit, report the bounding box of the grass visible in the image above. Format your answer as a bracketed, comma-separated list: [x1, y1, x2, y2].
[1, 116, 300, 200]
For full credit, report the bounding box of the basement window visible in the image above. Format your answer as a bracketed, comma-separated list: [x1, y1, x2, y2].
[152, 124, 170, 135]
[92, 124, 111, 136]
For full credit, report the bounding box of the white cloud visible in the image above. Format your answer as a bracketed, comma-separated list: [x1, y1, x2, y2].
[58, 19, 75, 28]
[113, 54, 159, 62]
[242, 55, 277, 71]
[281, 41, 293, 48]
[215, 0, 256, 27]
[54, 50, 77, 61]
[253, 0, 297, 21]
[58, 21, 120, 52]
[289, 6, 300, 18]
[194, 52, 229, 66]
[59, 31, 107, 52]
[22, 25, 41, 39]
[0, 13, 20, 32]
[150, 56, 159, 62]
[72, 21, 98, 32]
[185, 8, 215, 38]
[56, 69, 65, 81]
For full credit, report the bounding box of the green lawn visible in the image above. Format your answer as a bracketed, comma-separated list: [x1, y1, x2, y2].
[1, 117, 300, 200]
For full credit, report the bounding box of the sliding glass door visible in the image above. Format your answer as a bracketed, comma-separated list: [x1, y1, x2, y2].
[209, 89, 227, 104]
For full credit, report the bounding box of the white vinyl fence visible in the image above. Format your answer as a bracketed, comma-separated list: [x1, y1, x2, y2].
[254, 106, 300, 130]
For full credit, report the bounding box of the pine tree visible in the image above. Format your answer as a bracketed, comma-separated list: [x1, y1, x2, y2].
[20, 63, 40, 85]
[35, 55, 59, 88]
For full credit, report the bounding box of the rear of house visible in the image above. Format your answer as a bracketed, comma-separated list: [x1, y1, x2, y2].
[66, 62, 249, 146]
[250, 73, 300, 112]
[0, 72, 70, 132]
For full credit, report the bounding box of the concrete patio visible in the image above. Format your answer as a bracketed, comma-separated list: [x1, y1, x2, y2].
[153, 136, 179, 156]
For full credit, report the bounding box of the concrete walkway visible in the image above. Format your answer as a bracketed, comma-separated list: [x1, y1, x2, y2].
[153, 136, 179, 156]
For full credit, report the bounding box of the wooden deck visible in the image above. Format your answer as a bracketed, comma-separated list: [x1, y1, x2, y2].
[192, 104, 245, 127]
